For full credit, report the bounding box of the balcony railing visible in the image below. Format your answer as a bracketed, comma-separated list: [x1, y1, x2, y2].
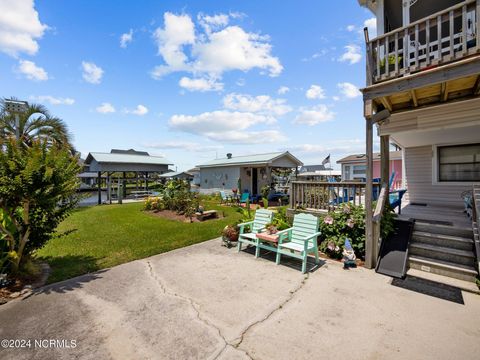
[289, 181, 380, 211]
[366, 0, 480, 84]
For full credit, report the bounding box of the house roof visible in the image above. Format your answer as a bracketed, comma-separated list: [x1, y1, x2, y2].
[337, 151, 402, 164]
[299, 164, 326, 172]
[197, 151, 303, 168]
[159, 171, 193, 178]
[85, 152, 173, 166]
[111, 149, 149, 156]
[297, 170, 341, 177]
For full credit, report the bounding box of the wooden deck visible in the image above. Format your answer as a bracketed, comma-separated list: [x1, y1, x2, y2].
[398, 202, 472, 229]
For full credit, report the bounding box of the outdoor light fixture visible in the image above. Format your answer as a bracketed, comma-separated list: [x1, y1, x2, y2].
[4, 98, 29, 140]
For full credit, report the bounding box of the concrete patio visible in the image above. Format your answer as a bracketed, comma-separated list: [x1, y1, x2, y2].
[0, 239, 479, 360]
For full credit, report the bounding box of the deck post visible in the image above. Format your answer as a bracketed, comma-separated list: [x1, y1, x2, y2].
[106, 172, 111, 203]
[380, 135, 390, 194]
[123, 172, 127, 199]
[145, 172, 149, 191]
[97, 171, 102, 205]
[365, 115, 374, 269]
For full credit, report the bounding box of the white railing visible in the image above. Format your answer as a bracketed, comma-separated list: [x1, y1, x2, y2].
[366, 0, 480, 84]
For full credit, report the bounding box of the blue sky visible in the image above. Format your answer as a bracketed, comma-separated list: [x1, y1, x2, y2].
[0, 0, 378, 170]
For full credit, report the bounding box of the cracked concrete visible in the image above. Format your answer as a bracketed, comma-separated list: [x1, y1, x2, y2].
[1, 238, 480, 360]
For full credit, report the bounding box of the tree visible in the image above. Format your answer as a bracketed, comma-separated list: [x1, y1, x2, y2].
[0, 139, 81, 273]
[0, 99, 73, 150]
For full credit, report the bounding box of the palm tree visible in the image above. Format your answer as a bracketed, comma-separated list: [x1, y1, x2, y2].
[0, 99, 73, 150]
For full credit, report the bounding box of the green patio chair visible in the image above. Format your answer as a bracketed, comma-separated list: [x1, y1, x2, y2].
[237, 209, 274, 252]
[276, 213, 320, 273]
[219, 190, 231, 205]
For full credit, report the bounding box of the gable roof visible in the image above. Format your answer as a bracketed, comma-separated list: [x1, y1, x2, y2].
[110, 149, 149, 156]
[159, 171, 193, 178]
[337, 151, 402, 163]
[85, 152, 173, 166]
[300, 164, 326, 172]
[197, 151, 303, 168]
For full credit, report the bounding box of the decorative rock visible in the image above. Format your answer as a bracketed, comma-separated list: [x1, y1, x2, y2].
[9, 292, 21, 299]
[0, 298, 7, 305]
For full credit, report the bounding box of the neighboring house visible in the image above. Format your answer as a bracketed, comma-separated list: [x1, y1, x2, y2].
[84, 149, 173, 204]
[187, 167, 201, 186]
[159, 171, 194, 182]
[197, 152, 303, 195]
[359, 0, 480, 282]
[337, 151, 403, 188]
[299, 164, 326, 173]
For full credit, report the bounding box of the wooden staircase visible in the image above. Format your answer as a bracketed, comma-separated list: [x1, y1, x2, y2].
[407, 220, 478, 284]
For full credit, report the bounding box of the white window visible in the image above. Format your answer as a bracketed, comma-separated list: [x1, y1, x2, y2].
[438, 144, 480, 182]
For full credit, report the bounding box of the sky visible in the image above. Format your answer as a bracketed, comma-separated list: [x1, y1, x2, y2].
[0, 0, 379, 171]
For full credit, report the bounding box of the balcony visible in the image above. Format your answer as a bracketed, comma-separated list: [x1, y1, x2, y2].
[366, 0, 480, 85]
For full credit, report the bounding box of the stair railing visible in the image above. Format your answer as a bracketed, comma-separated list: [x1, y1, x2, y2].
[472, 185, 480, 274]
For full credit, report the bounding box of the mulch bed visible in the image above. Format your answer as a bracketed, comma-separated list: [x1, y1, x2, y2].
[147, 210, 224, 222]
[0, 262, 50, 305]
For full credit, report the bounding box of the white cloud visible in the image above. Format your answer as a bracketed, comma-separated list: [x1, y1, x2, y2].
[346, 25, 356, 32]
[338, 82, 361, 98]
[145, 141, 223, 152]
[30, 95, 74, 105]
[305, 85, 326, 100]
[277, 86, 289, 95]
[96, 102, 115, 114]
[82, 61, 104, 84]
[364, 17, 377, 38]
[125, 104, 148, 116]
[151, 12, 282, 82]
[197, 13, 229, 33]
[179, 76, 223, 92]
[223, 93, 291, 116]
[294, 105, 334, 126]
[338, 44, 362, 64]
[169, 110, 283, 144]
[152, 12, 195, 77]
[332, 96, 340, 101]
[120, 29, 133, 48]
[17, 59, 48, 81]
[236, 78, 246, 86]
[0, 0, 48, 57]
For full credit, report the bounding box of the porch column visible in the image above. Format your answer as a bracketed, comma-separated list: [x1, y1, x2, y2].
[365, 111, 374, 269]
[97, 171, 102, 205]
[122, 172, 127, 199]
[380, 135, 390, 195]
[145, 172, 149, 191]
[107, 172, 111, 203]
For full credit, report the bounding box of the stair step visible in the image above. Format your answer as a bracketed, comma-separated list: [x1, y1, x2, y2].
[412, 231, 474, 251]
[408, 255, 478, 282]
[406, 268, 480, 294]
[409, 242, 475, 266]
[413, 222, 473, 238]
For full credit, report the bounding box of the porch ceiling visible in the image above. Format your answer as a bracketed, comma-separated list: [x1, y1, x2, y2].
[391, 123, 480, 147]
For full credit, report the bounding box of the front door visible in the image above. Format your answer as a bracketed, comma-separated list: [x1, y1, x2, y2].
[252, 168, 258, 195]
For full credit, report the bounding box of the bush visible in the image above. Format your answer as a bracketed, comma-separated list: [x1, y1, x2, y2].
[143, 179, 199, 218]
[319, 203, 395, 260]
[0, 139, 80, 274]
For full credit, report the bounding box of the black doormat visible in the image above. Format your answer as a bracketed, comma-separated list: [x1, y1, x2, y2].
[391, 276, 464, 304]
[410, 202, 427, 206]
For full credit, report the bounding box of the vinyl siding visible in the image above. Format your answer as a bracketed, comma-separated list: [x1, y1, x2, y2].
[379, 97, 480, 136]
[404, 146, 470, 209]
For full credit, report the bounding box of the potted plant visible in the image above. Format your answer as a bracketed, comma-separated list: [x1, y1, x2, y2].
[265, 222, 278, 235]
[221, 225, 239, 248]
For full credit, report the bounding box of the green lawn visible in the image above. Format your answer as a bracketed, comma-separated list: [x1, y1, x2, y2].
[37, 201, 242, 283]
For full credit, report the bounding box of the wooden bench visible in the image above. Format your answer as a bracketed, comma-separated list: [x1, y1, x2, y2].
[195, 210, 218, 221]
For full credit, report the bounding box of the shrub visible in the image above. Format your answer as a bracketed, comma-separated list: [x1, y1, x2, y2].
[319, 203, 394, 260]
[0, 139, 80, 274]
[143, 179, 199, 217]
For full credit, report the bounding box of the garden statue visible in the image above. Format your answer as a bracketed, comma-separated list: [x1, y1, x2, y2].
[342, 238, 356, 269]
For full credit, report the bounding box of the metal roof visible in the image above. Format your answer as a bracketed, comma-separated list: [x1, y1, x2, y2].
[159, 171, 193, 178]
[85, 152, 173, 165]
[297, 170, 341, 177]
[197, 151, 303, 168]
[337, 151, 402, 164]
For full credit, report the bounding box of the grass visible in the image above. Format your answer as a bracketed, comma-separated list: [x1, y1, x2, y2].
[36, 201, 242, 284]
